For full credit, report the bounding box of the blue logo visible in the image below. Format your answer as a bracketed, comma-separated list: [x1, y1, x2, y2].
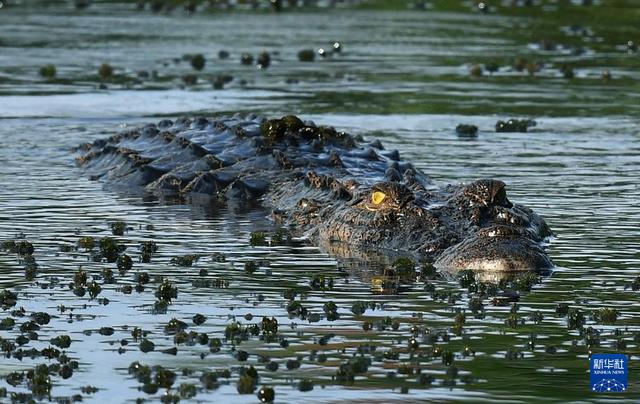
[590, 354, 628, 392]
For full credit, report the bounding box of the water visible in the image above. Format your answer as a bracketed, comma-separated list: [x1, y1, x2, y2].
[0, 1, 639, 402]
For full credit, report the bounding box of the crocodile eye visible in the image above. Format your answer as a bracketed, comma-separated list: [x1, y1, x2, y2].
[371, 191, 386, 205]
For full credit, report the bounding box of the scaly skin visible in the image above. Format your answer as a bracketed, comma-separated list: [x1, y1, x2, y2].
[75, 114, 553, 274]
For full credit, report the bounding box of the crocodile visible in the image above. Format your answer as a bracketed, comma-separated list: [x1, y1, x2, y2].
[75, 114, 553, 274]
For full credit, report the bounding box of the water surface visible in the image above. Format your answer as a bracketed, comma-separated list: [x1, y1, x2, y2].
[0, 1, 639, 402]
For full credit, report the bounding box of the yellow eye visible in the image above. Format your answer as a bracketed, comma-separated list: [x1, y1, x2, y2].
[371, 191, 386, 205]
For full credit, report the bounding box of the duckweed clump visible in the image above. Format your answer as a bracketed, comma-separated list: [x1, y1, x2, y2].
[155, 279, 178, 303]
[51, 335, 71, 349]
[110, 221, 126, 236]
[456, 124, 478, 137]
[0, 318, 16, 330]
[495, 119, 536, 133]
[179, 383, 197, 399]
[323, 301, 339, 321]
[99, 237, 124, 263]
[257, 51, 271, 69]
[260, 317, 278, 336]
[10, 240, 35, 256]
[77, 236, 95, 250]
[298, 49, 315, 62]
[200, 371, 219, 390]
[39, 64, 57, 78]
[139, 339, 155, 353]
[98, 63, 113, 80]
[555, 303, 569, 317]
[27, 364, 52, 398]
[257, 386, 275, 402]
[593, 307, 618, 324]
[87, 281, 102, 298]
[530, 311, 544, 324]
[240, 53, 254, 66]
[164, 318, 188, 334]
[237, 366, 259, 394]
[170, 254, 200, 267]
[310, 274, 333, 290]
[73, 270, 87, 287]
[190, 54, 206, 71]
[249, 231, 267, 247]
[0, 289, 18, 309]
[298, 379, 313, 392]
[193, 313, 206, 325]
[351, 301, 367, 316]
[244, 260, 258, 274]
[31, 312, 50, 325]
[140, 240, 158, 262]
[335, 357, 370, 384]
[566, 308, 586, 330]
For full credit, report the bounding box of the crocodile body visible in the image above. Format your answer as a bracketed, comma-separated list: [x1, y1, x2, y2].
[76, 114, 553, 273]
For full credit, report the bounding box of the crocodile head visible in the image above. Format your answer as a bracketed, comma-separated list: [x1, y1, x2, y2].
[306, 177, 553, 274]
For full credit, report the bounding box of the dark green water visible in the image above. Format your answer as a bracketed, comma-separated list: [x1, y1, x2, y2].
[0, 1, 639, 402]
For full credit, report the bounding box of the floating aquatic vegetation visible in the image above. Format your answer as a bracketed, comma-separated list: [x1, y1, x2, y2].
[593, 307, 618, 325]
[192, 313, 206, 325]
[99, 327, 114, 336]
[310, 274, 333, 290]
[99, 237, 124, 263]
[323, 301, 339, 321]
[0, 289, 18, 309]
[555, 303, 569, 317]
[249, 231, 268, 247]
[110, 221, 126, 236]
[87, 281, 102, 299]
[530, 311, 544, 324]
[469, 64, 483, 77]
[237, 366, 259, 394]
[566, 308, 586, 330]
[244, 260, 258, 274]
[190, 54, 206, 71]
[456, 124, 478, 138]
[164, 318, 188, 335]
[351, 301, 367, 316]
[39, 64, 56, 78]
[334, 357, 370, 385]
[139, 339, 155, 353]
[98, 63, 113, 80]
[297, 49, 315, 62]
[73, 270, 87, 287]
[77, 236, 95, 250]
[260, 317, 278, 337]
[139, 240, 158, 255]
[178, 382, 197, 399]
[2, 240, 35, 256]
[170, 254, 201, 267]
[50, 335, 71, 349]
[240, 53, 254, 66]
[155, 279, 178, 303]
[495, 119, 536, 133]
[257, 51, 271, 69]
